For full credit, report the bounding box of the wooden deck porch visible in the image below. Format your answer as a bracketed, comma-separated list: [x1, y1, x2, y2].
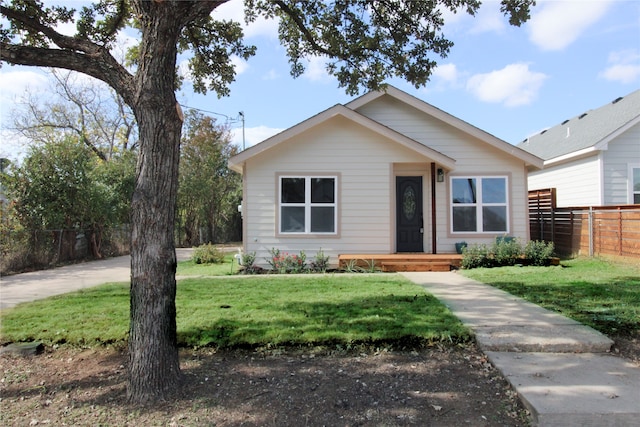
[337, 253, 463, 272]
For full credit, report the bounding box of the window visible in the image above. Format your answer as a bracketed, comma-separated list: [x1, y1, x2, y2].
[451, 176, 508, 233]
[633, 167, 640, 204]
[279, 176, 337, 234]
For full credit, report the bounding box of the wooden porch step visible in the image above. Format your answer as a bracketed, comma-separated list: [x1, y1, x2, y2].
[381, 261, 452, 272]
[338, 253, 462, 272]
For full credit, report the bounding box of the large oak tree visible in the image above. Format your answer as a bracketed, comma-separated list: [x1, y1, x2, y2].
[1, 0, 534, 403]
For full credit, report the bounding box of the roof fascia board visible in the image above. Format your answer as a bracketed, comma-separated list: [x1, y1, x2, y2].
[229, 105, 342, 171]
[228, 103, 457, 172]
[593, 115, 640, 151]
[543, 116, 640, 168]
[348, 85, 544, 169]
[543, 146, 599, 167]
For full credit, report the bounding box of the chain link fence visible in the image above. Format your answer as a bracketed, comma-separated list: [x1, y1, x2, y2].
[1, 225, 130, 275]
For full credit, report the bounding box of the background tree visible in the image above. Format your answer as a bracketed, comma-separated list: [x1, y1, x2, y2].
[0, 137, 135, 262]
[1, 0, 534, 403]
[178, 111, 241, 247]
[11, 69, 138, 160]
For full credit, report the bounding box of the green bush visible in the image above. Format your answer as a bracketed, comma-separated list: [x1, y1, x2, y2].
[461, 244, 492, 269]
[239, 251, 261, 274]
[524, 240, 555, 266]
[309, 248, 330, 273]
[267, 248, 307, 273]
[192, 243, 225, 264]
[462, 238, 556, 269]
[492, 237, 523, 266]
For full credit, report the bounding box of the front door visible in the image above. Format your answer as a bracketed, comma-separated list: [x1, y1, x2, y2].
[396, 176, 423, 252]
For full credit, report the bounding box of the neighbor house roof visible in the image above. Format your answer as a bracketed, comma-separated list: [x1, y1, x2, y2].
[518, 89, 640, 164]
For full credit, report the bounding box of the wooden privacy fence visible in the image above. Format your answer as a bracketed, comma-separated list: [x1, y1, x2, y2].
[529, 188, 640, 258]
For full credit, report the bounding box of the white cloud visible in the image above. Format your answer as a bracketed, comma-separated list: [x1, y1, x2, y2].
[231, 55, 249, 75]
[440, 0, 506, 35]
[599, 49, 640, 84]
[426, 63, 466, 92]
[0, 70, 49, 103]
[432, 63, 460, 85]
[178, 55, 249, 86]
[230, 125, 284, 149]
[468, 1, 506, 34]
[527, 0, 613, 51]
[466, 63, 548, 107]
[213, 1, 278, 39]
[302, 56, 332, 83]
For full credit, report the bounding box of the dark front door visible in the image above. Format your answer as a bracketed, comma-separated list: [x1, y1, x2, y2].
[396, 176, 423, 252]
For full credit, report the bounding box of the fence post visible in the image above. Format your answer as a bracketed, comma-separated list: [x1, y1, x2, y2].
[589, 206, 594, 257]
[618, 207, 623, 256]
[57, 229, 63, 262]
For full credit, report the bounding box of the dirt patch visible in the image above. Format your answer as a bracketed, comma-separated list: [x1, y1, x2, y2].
[611, 332, 640, 365]
[1, 343, 531, 426]
[3, 337, 637, 426]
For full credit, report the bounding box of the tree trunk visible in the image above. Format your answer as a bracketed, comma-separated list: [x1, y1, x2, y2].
[127, 6, 184, 404]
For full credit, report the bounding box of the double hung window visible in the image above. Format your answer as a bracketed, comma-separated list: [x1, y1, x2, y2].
[451, 176, 508, 233]
[279, 176, 337, 234]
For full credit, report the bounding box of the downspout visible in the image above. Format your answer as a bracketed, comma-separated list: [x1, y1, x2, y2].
[431, 162, 437, 254]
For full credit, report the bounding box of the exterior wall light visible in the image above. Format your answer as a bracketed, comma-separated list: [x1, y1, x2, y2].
[437, 168, 444, 182]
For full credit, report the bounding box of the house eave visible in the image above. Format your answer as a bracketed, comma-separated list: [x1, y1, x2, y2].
[228, 103, 457, 173]
[544, 146, 600, 167]
[347, 85, 544, 169]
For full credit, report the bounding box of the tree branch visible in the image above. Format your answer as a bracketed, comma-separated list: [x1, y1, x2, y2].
[273, 0, 334, 58]
[1, 42, 135, 107]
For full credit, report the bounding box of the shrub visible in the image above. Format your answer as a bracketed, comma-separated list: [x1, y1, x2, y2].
[238, 251, 262, 274]
[492, 237, 523, 266]
[461, 244, 492, 269]
[524, 240, 555, 266]
[267, 248, 307, 273]
[309, 248, 330, 273]
[192, 243, 225, 264]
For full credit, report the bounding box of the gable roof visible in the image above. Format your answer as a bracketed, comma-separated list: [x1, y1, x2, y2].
[347, 85, 543, 168]
[518, 89, 640, 163]
[229, 85, 543, 173]
[229, 103, 456, 173]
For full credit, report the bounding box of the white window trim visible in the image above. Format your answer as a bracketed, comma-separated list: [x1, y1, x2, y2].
[450, 175, 510, 234]
[279, 175, 338, 235]
[629, 164, 640, 204]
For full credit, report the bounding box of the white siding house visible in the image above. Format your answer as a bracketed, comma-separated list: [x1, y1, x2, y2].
[229, 86, 542, 268]
[519, 90, 640, 207]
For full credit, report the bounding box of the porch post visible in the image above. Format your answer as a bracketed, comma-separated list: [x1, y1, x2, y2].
[431, 162, 437, 254]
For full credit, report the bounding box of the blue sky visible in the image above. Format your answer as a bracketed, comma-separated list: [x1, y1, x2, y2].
[1, 0, 639, 158]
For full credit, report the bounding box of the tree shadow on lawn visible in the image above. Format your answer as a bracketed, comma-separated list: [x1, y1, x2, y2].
[177, 294, 472, 349]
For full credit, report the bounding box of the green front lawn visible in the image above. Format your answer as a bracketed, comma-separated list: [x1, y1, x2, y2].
[461, 257, 640, 336]
[0, 274, 470, 349]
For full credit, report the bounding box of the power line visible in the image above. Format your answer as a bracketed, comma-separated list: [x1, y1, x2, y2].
[179, 103, 246, 150]
[178, 103, 242, 123]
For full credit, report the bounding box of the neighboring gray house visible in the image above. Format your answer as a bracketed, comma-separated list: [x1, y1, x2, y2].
[519, 89, 640, 207]
[229, 85, 542, 268]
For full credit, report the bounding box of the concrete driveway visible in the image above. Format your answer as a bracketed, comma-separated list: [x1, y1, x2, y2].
[0, 248, 194, 310]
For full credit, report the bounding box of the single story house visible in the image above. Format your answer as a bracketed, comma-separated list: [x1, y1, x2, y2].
[519, 89, 640, 207]
[229, 85, 543, 268]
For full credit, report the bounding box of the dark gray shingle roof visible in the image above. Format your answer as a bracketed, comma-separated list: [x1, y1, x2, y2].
[518, 89, 640, 160]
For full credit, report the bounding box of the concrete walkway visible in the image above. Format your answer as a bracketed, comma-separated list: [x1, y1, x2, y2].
[402, 272, 640, 427]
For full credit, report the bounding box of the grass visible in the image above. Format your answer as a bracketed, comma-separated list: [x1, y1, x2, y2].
[461, 257, 640, 336]
[0, 273, 470, 349]
[177, 254, 241, 276]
